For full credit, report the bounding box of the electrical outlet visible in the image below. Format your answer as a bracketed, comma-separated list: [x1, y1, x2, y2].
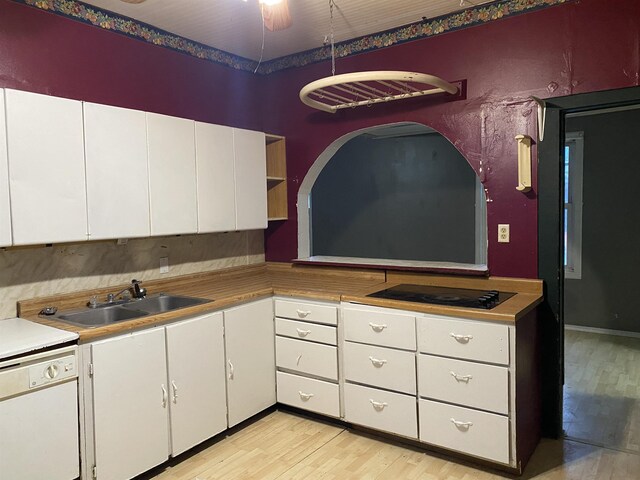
[160, 256, 169, 274]
[498, 224, 510, 243]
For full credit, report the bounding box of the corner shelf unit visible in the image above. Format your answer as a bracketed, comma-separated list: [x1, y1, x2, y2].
[266, 134, 288, 221]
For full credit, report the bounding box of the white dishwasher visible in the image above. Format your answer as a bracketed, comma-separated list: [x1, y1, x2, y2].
[0, 319, 80, 480]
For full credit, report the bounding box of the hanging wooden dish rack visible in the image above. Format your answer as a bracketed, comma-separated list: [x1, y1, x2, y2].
[299, 71, 459, 114]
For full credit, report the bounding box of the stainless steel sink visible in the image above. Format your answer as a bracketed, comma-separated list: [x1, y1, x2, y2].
[122, 294, 211, 314]
[56, 305, 149, 327]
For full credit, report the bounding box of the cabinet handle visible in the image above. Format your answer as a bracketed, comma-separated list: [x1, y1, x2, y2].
[450, 371, 473, 382]
[369, 322, 387, 332]
[171, 380, 178, 403]
[296, 309, 312, 318]
[296, 328, 312, 337]
[450, 332, 473, 343]
[369, 399, 388, 411]
[368, 356, 387, 368]
[161, 384, 168, 408]
[298, 391, 315, 401]
[296, 354, 303, 366]
[450, 418, 473, 429]
[228, 359, 234, 380]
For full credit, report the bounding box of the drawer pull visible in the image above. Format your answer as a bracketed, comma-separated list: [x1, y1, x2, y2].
[298, 391, 315, 401]
[450, 371, 473, 382]
[370, 399, 388, 411]
[368, 356, 387, 368]
[369, 322, 388, 332]
[450, 332, 474, 343]
[296, 354, 303, 366]
[450, 418, 473, 429]
[296, 328, 312, 337]
[296, 309, 312, 318]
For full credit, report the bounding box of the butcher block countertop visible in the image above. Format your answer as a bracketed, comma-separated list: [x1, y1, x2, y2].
[19, 263, 543, 342]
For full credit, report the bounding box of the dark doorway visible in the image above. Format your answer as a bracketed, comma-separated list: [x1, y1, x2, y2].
[537, 86, 640, 438]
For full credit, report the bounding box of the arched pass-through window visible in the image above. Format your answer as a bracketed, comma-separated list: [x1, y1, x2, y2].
[297, 122, 487, 272]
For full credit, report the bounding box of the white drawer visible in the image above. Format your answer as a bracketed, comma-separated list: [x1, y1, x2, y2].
[276, 336, 338, 381]
[277, 371, 340, 418]
[417, 354, 508, 415]
[417, 315, 510, 365]
[275, 299, 337, 326]
[343, 307, 416, 350]
[276, 318, 337, 346]
[344, 342, 416, 395]
[344, 383, 417, 439]
[419, 399, 510, 464]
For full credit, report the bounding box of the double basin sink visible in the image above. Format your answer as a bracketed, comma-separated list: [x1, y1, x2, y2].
[53, 294, 211, 328]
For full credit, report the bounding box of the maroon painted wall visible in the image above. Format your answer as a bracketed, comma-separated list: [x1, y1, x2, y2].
[0, 0, 263, 130]
[263, 0, 640, 278]
[1, 0, 639, 279]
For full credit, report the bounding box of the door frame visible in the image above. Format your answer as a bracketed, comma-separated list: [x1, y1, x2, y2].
[537, 85, 640, 437]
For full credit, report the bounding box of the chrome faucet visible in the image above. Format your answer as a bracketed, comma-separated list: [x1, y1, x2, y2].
[87, 279, 146, 308]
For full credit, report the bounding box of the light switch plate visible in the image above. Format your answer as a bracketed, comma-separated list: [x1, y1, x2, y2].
[498, 224, 510, 243]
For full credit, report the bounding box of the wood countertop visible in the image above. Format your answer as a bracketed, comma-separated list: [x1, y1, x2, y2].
[19, 263, 542, 342]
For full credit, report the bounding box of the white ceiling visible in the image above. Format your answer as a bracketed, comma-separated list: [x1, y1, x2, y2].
[81, 0, 494, 61]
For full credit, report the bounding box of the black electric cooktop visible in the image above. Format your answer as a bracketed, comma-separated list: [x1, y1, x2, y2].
[367, 284, 515, 309]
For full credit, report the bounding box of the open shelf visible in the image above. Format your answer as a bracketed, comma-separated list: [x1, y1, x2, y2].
[266, 134, 288, 221]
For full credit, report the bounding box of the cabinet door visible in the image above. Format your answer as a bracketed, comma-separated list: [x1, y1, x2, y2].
[224, 298, 275, 427]
[0, 90, 11, 247]
[91, 328, 169, 480]
[195, 122, 236, 232]
[166, 312, 227, 456]
[233, 128, 267, 230]
[147, 112, 198, 236]
[84, 102, 150, 240]
[5, 89, 87, 245]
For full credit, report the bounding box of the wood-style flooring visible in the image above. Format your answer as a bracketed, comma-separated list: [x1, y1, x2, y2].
[564, 329, 640, 453]
[144, 330, 640, 480]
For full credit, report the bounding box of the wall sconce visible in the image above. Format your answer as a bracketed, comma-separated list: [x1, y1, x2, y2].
[515, 134, 532, 192]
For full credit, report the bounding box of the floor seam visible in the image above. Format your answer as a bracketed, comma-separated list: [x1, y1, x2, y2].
[563, 435, 640, 457]
[273, 428, 348, 479]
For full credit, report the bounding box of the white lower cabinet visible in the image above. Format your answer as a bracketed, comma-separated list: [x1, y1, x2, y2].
[166, 313, 227, 455]
[344, 383, 417, 439]
[276, 371, 339, 417]
[224, 298, 276, 428]
[88, 312, 227, 479]
[91, 327, 170, 480]
[419, 399, 510, 464]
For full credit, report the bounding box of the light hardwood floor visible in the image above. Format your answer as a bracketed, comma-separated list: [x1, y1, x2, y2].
[147, 410, 639, 480]
[564, 329, 640, 453]
[145, 330, 640, 480]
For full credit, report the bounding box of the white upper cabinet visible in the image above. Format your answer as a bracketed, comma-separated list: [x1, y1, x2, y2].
[233, 128, 267, 230]
[84, 102, 150, 240]
[5, 89, 87, 245]
[0, 90, 11, 247]
[195, 122, 236, 233]
[147, 112, 198, 236]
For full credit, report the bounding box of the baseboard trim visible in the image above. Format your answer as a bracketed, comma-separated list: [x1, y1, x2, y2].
[565, 324, 640, 339]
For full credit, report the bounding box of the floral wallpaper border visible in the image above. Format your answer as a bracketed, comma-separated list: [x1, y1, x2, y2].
[14, 0, 570, 75]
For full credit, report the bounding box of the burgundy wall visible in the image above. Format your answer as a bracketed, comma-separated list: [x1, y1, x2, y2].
[0, 0, 263, 130]
[1, 0, 639, 279]
[263, 0, 640, 278]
